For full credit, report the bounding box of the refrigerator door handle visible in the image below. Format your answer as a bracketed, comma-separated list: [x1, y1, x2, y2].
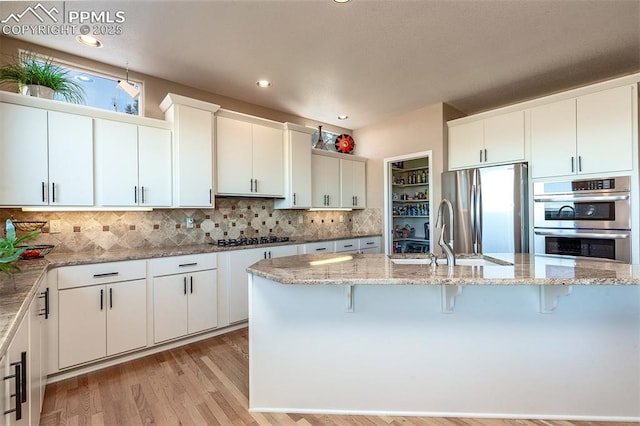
[475, 170, 482, 254]
[470, 183, 476, 251]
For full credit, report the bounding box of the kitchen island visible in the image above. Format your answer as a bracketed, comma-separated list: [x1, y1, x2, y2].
[247, 253, 640, 421]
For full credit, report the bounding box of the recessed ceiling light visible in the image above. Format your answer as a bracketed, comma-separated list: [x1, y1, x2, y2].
[338, 115, 349, 120]
[76, 34, 103, 48]
[333, 0, 351, 3]
[256, 80, 271, 88]
[75, 75, 94, 83]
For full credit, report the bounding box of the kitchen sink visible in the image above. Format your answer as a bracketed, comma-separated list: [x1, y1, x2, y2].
[390, 257, 503, 266]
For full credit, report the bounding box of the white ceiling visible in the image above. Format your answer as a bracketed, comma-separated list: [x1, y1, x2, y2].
[2, 0, 639, 129]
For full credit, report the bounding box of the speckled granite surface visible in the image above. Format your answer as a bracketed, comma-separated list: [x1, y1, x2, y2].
[247, 253, 640, 286]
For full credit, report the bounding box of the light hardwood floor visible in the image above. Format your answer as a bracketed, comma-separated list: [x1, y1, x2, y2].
[40, 328, 635, 426]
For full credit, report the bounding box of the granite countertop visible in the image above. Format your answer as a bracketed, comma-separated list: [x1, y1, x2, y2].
[247, 253, 640, 286]
[0, 234, 381, 359]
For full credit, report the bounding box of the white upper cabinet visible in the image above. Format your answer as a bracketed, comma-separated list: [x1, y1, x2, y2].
[275, 123, 314, 209]
[448, 120, 484, 170]
[340, 158, 366, 209]
[449, 111, 525, 170]
[160, 93, 219, 208]
[576, 85, 634, 175]
[95, 119, 172, 207]
[0, 103, 93, 206]
[311, 153, 341, 208]
[138, 126, 172, 207]
[530, 99, 577, 178]
[216, 112, 284, 197]
[530, 84, 635, 178]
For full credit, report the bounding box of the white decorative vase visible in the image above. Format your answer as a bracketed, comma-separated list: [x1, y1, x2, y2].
[25, 85, 55, 99]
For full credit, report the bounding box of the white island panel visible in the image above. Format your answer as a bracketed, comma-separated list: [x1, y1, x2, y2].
[249, 275, 639, 420]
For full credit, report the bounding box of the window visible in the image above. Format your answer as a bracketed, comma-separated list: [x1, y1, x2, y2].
[22, 50, 142, 116]
[62, 67, 141, 116]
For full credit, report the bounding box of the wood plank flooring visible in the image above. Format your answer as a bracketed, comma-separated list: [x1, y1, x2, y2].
[40, 328, 635, 426]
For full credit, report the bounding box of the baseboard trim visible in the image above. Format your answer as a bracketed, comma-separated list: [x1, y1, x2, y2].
[47, 322, 248, 383]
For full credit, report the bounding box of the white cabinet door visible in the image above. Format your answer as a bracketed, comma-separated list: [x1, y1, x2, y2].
[340, 159, 366, 209]
[94, 119, 139, 206]
[530, 99, 577, 178]
[483, 110, 525, 165]
[106, 279, 147, 357]
[228, 247, 264, 324]
[216, 116, 253, 195]
[252, 124, 284, 196]
[577, 85, 634, 175]
[448, 120, 484, 169]
[138, 126, 172, 207]
[276, 128, 312, 208]
[29, 278, 46, 426]
[311, 154, 340, 208]
[0, 103, 48, 206]
[187, 270, 218, 334]
[4, 314, 28, 426]
[48, 111, 93, 206]
[153, 274, 188, 343]
[174, 105, 213, 207]
[59, 285, 106, 369]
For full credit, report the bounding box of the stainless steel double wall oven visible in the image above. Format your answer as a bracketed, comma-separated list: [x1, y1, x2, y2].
[533, 176, 631, 263]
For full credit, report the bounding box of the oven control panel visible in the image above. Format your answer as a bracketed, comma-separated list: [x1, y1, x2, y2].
[572, 178, 615, 191]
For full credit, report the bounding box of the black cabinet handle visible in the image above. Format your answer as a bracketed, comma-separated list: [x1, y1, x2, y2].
[93, 272, 119, 278]
[484, 149, 487, 162]
[264, 251, 267, 259]
[344, 244, 353, 248]
[293, 193, 296, 205]
[4, 362, 22, 420]
[100, 289, 104, 310]
[209, 189, 212, 204]
[268, 251, 272, 259]
[52, 182, 56, 203]
[315, 247, 327, 251]
[41, 181, 46, 203]
[134, 186, 138, 203]
[578, 155, 583, 172]
[190, 276, 193, 294]
[109, 287, 113, 309]
[366, 241, 375, 245]
[38, 288, 50, 319]
[141, 186, 145, 204]
[183, 277, 187, 295]
[178, 262, 198, 267]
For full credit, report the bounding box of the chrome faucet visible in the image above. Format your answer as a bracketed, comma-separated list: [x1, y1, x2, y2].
[436, 198, 455, 266]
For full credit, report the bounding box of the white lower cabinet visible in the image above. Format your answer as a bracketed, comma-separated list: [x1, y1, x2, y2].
[58, 279, 146, 368]
[1, 274, 48, 426]
[57, 260, 147, 369]
[221, 245, 298, 324]
[151, 254, 218, 344]
[2, 313, 28, 425]
[359, 236, 381, 253]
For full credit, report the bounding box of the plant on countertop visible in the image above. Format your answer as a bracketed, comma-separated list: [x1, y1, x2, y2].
[0, 219, 40, 278]
[0, 51, 86, 103]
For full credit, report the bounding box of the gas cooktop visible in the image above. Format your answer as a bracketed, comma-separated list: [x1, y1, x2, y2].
[213, 236, 291, 247]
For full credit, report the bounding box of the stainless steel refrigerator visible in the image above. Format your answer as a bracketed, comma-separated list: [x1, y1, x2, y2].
[441, 163, 528, 254]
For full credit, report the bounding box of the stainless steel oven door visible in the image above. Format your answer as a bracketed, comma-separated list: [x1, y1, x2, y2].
[534, 229, 631, 263]
[533, 193, 630, 230]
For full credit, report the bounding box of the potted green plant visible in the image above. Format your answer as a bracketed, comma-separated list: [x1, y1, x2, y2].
[0, 51, 85, 103]
[0, 219, 40, 278]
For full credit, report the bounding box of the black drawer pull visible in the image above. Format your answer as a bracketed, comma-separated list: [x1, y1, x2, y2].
[343, 244, 353, 248]
[179, 262, 198, 267]
[93, 272, 119, 278]
[366, 242, 375, 245]
[315, 247, 327, 251]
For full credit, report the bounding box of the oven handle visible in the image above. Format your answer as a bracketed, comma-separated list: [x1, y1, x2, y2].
[533, 194, 629, 203]
[534, 230, 630, 239]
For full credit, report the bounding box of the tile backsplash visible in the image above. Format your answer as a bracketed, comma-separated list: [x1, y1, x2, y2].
[0, 199, 382, 253]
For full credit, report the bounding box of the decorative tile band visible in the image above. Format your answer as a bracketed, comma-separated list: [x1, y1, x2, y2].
[0, 199, 382, 253]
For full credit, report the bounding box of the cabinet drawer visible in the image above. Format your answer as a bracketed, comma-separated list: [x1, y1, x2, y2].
[334, 238, 360, 253]
[359, 237, 380, 250]
[57, 260, 146, 290]
[149, 253, 216, 277]
[302, 241, 334, 254]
